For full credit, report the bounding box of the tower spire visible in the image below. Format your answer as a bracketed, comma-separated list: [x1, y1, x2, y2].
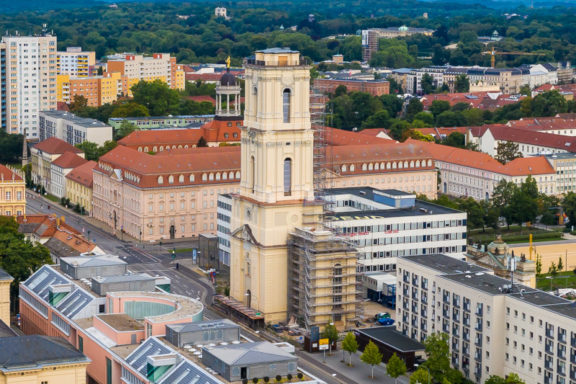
[21, 129, 28, 166]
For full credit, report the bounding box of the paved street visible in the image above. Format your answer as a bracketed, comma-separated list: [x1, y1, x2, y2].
[25, 191, 357, 384]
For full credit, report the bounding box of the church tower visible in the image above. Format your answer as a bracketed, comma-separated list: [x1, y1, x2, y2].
[229, 49, 322, 322]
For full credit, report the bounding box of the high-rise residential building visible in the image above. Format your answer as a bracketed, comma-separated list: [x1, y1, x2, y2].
[2, 30, 57, 138]
[396, 253, 576, 384]
[57, 46, 96, 77]
[106, 53, 185, 95]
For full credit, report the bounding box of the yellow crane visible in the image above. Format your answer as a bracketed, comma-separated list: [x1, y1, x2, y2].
[483, 48, 539, 68]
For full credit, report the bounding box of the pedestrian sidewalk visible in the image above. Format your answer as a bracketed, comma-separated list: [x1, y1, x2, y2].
[303, 348, 409, 384]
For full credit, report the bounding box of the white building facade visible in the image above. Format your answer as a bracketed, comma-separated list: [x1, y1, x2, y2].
[397, 254, 576, 384]
[2, 33, 57, 138]
[324, 188, 467, 273]
[39, 110, 112, 146]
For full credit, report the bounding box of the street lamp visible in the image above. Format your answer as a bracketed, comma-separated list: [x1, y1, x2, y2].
[413, 364, 431, 384]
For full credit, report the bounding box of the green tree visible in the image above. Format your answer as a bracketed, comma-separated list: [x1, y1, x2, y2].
[443, 132, 466, 148]
[562, 192, 576, 229]
[495, 141, 522, 164]
[409, 368, 431, 384]
[0, 216, 51, 306]
[114, 120, 139, 141]
[69, 95, 88, 113]
[536, 254, 542, 276]
[549, 261, 558, 276]
[386, 353, 406, 383]
[558, 256, 564, 271]
[459, 197, 484, 229]
[380, 94, 403, 117]
[110, 102, 150, 118]
[197, 137, 208, 148]
[334, 85, 348, 97]
[421, 73, 435, 95]
[430, 100, 451, 118]
[406, 98, 423, 121]
[341, 332, 358, 366]
[131, 79, 181, 116]
[422, 332, 450, 383]
[322, 323, 339, 353]
[362, 110, 390, 128]
[360, 340, 382, 379]
[75, 140, 117, 161]
[485, 373, 526, 384]
[454, 75, 470, 93]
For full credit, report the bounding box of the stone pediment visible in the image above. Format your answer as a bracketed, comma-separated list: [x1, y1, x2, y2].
[231, 224, 261, 246]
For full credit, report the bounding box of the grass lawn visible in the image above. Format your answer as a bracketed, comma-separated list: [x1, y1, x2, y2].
[469, 226, 563, 244]
[536, 271, 576, 291]
[44, 194, 60, 203]
[174, 248, 194, 253]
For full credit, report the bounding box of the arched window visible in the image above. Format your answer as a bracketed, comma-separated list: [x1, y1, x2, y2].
[416, 160, 421, 168]
[362, 163, 367, 171]
[368, 163, 374, 171]
[189, 174, 195, 182]
[216, 172, 221, 181]
[144, 146, 149, 152]
[158, 176, 164, 185]
[428, 159, 433, 167]
[153, 146, 157, 152]
[138, 147, 142, 152]
[159, 146, 164, 152]
[386, 162, 391, 169]
[333, 263, 342, 276]
[209, 173, 214, 181]
[410, 161, 414, 168]
[253, 87, 258, 117]
[342, 165, 347, 172]
[202, 173, 207, 181]
[398, 162, 403, 169]
[283, 89, 291, 123]
[374, 163, 380, 170]
[404, 161, 409, 168]
[168, 175, 174, 184]
[184, 145, 189, 149]
[380, 162, 385, 169]
[179, 175, 184, 183]
[235, 171, 241, 179]
[250, 156, 255, 193]
[350, 164, 355, 172]
[222, 172, 228, 180]
[284, 158, 292, 196]
[392, 162, 397, 169]
[178, 145, 183, 149]
[229, 171, 234, 179]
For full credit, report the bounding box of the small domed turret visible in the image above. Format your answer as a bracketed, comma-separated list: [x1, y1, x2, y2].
[220, 69, 237, 87]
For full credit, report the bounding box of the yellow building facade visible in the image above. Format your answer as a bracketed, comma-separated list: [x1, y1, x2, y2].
[230, 49, 323, 323]
[65, 161, 97, 215]
[0, 269, 12, 326]
[0, 165, 25, 217]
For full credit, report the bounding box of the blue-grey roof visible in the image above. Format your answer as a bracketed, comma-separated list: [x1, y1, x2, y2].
[23, 265, 95, 319]
[126, 337, 173, 376]
[40, 110, 110, 128]
[158, 360, 222, 384]
[127, 337, 222, 384]
[257, 47, 298, 54]
[0, 336, 88, 372]
[0, 268, 12, 281]
[203, 341, 296, 366]
[167, 319, 239, 334]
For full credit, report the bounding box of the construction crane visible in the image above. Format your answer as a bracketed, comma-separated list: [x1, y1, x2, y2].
[483, 48, 539, 68]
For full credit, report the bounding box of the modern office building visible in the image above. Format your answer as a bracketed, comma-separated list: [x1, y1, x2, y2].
[397, 253, 576, 384]
[325, 187, 467, 272]
[39, 110, 113, 146]
[57, 47, 96, 77]
[1, 31, 58, 138]
[108, 115, 214, 131]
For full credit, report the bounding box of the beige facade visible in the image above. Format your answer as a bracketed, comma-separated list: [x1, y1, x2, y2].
[230, 49, 322, 323]
[0, 269, 12, 327]
[397, 254, 576, 384]
[0, 166, 25, 217]
[31, 138, 85, 193]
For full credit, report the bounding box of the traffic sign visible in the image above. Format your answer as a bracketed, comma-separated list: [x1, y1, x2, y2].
[319, 338, 330, 351]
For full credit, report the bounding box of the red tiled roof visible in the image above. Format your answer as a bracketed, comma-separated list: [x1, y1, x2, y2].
[33, 137, 83, 155]
[358, 128, 392, 138]
[421, 92, 525, 111]
[201, 119, 242, 142]
[51, 151, 88, 169]
[66, 160, 98, 188]
[415, 127, 467, 137]
[486, 126, 576, 152]
[0, 164, 22, 181]
[407, 139, 555, 176]
[326, 127, 392, 146]
[188, 95, 216, 105]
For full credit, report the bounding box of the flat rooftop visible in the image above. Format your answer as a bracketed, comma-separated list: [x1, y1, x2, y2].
[41, 110, 110, 128]
[402, 254, 487, 275]
[97, 314, 144, 332]
[440, 272, 525, 296]
[357, 326, 425, 352]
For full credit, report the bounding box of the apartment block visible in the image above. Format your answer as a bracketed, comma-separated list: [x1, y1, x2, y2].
[313, 78, 390, 96]
[361, 27, 434, 62]
[397, 254, 576, 384]
[2, 33, 57, 138]
[39, 110, 112, 146]
[106, 53, 185, 95]
[324, 188, 467, 273]
[57, 46, 96, 77]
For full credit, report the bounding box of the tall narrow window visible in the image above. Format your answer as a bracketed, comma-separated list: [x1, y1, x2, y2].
[283, 89, 291, 123]
[284, 158, 292, 196]
[250, 156, 255, 193]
